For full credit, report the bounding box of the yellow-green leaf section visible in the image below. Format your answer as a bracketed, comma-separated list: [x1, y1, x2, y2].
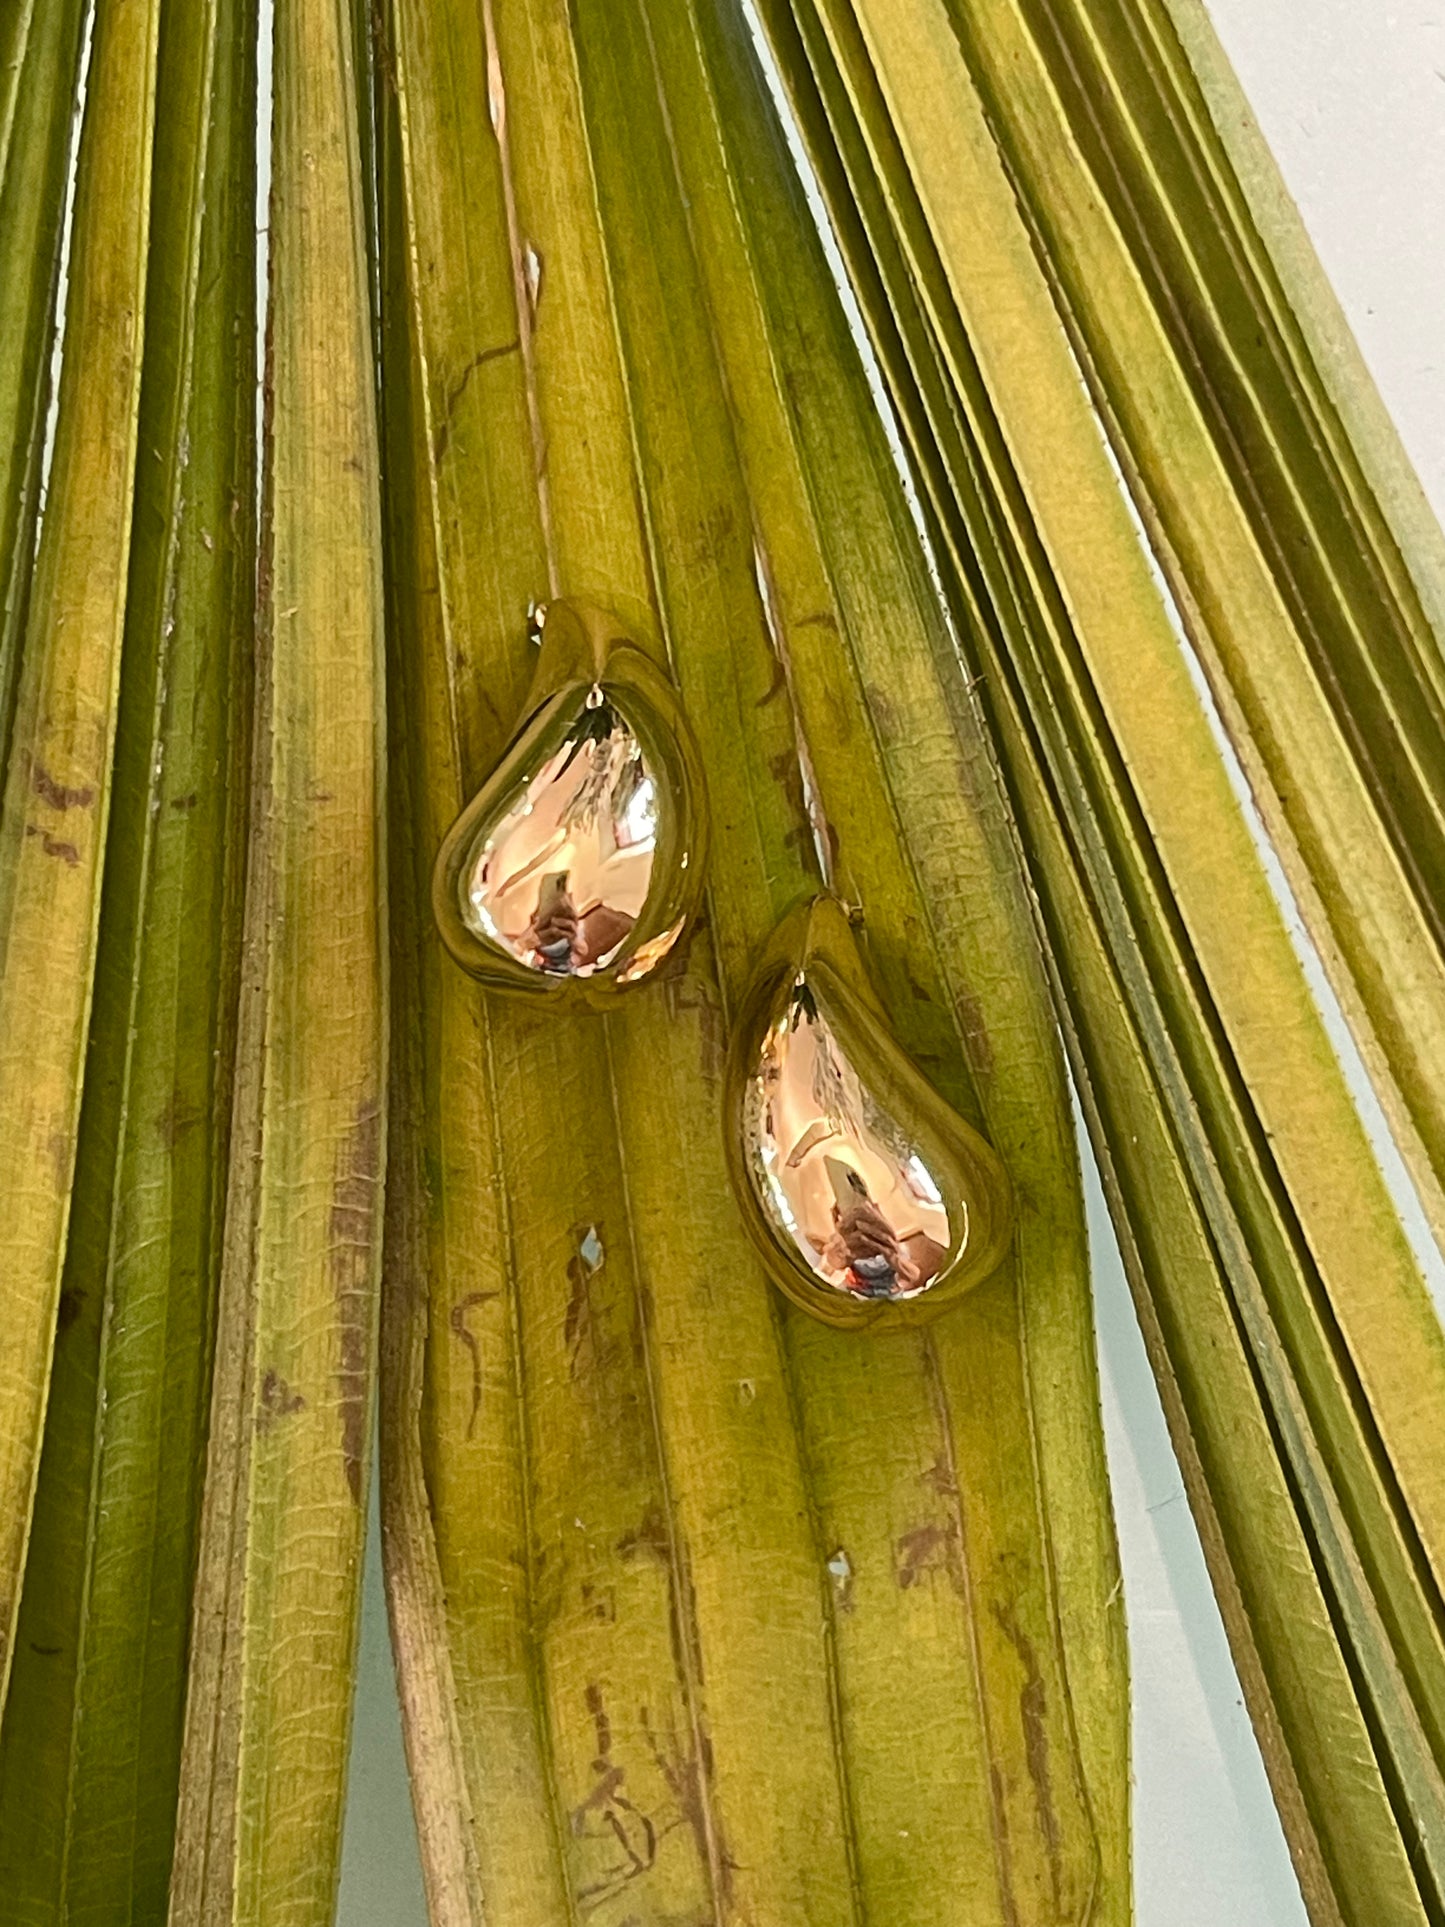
[166, 0, 387, 1918]
[0, 0, 254, 1911]
[0, 0, 160, 1705]
[379, 0, 1126, 1923]
[749, 0, 1445, 1915]
[937, 0, 1445, 1261]
[0, 0, 89, 760]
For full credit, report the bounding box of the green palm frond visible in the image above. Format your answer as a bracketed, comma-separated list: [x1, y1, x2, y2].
[0, 1, 1438, 1923]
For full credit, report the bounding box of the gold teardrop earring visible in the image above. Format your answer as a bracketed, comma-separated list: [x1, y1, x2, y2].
[725, 895, 1014, 1328]
[432, 597, 707, 999]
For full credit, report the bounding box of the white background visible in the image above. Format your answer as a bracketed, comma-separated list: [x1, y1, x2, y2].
[334, 6, 1445, 1922]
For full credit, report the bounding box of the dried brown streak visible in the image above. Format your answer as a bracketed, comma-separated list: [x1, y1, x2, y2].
[663, 975, 725, 1084]
[767, 746, 809, 823]
[992, 1599, 1064, 1908]
[894, 1520, 966, 1596]
[449, 1290, 498, 1437]
[571, 1763, 626, 1829]
[579, 1581, 614, 1624]
[923, 1335, 1020, 1922]
[585, 1680, 611, 1760]
[565, 1253, 596, 1380]
[598, 1036, 728, 1926]
[432, 336, 521, 463]
[919, 1454, 957, 1499]
[330, 1097, 383, 1501]
[865, 683, 899, 743]
[642, 1702, 732, 1912]
[630, 1280, 654, 1370]
[954, 983, 995, 1078]
[257, 1369, 305, 1432]
[794, 611, 839, 631]
[155, 1093, 204, 1148]
[991, 1765, 1023, 1927]
[604, 1804, 653, 1877]
[25, 825, 80, 865]
[367, 0, 396, 94]
[615, 1504, 669, 1564]
[570, 1686, 658, 1905]
[31, 761, 95, 810]
[754, 652, 788, 708]
[634, 1513, 732, 1905]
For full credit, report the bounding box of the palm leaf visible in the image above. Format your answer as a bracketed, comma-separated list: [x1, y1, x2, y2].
[0, 0, 89, 766]
[980, 0, 1445, 1239]
[749, 0, 1445, 1916]
[379, 2, 1124, 1924]
[166, 0, 387, 1917]
[0, 0, 255, 1910]
[0, 0, 162, 1702]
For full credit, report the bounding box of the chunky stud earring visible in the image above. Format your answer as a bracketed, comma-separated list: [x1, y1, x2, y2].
[432, 598, 707, 997]
[725, 895, 1013, 1328]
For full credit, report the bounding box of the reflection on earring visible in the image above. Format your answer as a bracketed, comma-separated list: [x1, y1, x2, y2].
[725, 895, 1013, 1329]
[432, 598, 707, 998]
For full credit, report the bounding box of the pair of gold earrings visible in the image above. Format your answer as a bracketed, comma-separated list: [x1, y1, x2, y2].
[432, 598, 1013, 1330]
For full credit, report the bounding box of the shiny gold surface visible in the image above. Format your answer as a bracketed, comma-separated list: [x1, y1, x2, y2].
[432, 601, 708, 996]
[725, 897, 1014, 1326]
[743, 975, 955, 1302]
[459, 691, 668, 979]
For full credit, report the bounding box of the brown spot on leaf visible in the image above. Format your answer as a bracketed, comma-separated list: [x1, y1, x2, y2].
[56, 1288, 84, 1335]
[615, 1506, 670, 1564]
[330, 1098, 383, 1502]
[25, 825, 79, 865]
[433, 337, 521, 464]
[155, 1093, 203, 1148]
[31, 763, 94, 811]
[580, 1581, 615, 1624]
[955, 985, 994, 1078]
[795, 611, 839, 632]
[585, 1681, 612, 1759]
[992, 1601, 1062, 1903]
[257, 1369, 305, 1431]
[919, 1454, 958, 1501]
[169, 791, 199, 813]
[895, 1520, 966, 1596]
[866, 684, 899, 743]
[754, 653, 788, 708]
[449, 1290, 498, 1438]
[570, 1688, 657, 1904]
